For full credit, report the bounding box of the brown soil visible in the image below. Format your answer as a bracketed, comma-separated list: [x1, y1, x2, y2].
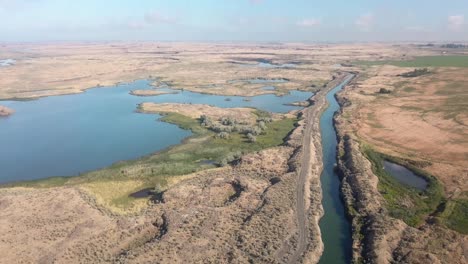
[139, 102, 258, 124]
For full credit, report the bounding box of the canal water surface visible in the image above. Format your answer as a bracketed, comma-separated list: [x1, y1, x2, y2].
[318, 75, 353, 264]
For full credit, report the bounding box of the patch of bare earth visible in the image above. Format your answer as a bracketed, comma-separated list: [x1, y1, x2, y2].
[341, 66, 468, 194]
[139, 102, 259, 124]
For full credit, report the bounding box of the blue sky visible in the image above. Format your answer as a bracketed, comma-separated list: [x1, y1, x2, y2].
[0, 0, 467, 42]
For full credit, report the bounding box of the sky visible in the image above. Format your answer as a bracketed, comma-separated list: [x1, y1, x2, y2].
[0, 0, 467, 42]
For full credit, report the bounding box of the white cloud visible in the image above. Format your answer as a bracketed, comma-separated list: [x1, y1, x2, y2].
[297, 18, 321, 27]
[448, 15, 464, 31]
[355, 13, 374, 31]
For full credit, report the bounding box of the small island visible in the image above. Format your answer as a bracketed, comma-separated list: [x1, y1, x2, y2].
[0, 105, 14, 116]
[129, 89, 178, 97]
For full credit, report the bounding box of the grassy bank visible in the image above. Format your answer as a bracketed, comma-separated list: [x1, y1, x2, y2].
[9, 112, 299, 212]
[437, 196, 468, 234]
[362, 145, 444, 227]
[354, 55, 468, 68]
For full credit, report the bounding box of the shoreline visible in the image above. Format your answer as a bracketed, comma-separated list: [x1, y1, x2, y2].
[0, 74, 318, 101]
[0, 72, 359, 263]
[279, 72, 351, 263]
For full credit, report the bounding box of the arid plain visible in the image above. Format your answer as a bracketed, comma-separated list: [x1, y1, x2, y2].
[0, 43, 467, 263]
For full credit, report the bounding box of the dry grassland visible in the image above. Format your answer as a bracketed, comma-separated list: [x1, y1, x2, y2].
[340, 65, 468, 194]
[0, 42, 409, 100]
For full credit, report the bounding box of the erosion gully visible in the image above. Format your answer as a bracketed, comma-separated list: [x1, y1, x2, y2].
[318, 75, 353, 264]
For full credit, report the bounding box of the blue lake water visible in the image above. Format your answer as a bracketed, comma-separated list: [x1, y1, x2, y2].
[383, 160, 428, 190]
[0, 80, 312, 183]
[262, 86, 276, 91]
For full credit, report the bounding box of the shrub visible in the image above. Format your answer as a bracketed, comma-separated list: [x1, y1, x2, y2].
[218, 151, 243, 167]
[398, 68, 430, 78]
[247, 133, 257, 143]
[220, 117, 236, 126]
[152, 183, 163, 194]
[378, 88, 392, 94]
[219, 159, 228, 167]
[258, 121, 267, 130]
[257, 117, 273, 123]
[217, 132, 230, 139]
[242, 126, 262, 136]
[200, 115, 213, 127]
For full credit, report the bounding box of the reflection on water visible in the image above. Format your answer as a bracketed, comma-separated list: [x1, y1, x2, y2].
[383, 161, 428, 190]
[318, 75, 354, 264]
[0, 79, 313, 183]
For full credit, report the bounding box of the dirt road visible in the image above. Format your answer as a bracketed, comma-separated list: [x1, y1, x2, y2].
[284, 74, 349, 264]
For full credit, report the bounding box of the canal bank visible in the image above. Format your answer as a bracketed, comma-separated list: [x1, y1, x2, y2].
[318, 75, 354, 264]
[283, 73, 354, 264]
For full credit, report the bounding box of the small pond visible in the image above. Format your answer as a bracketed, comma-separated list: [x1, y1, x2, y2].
[383, 160, 428, 190]
[257, 62, 297, 68]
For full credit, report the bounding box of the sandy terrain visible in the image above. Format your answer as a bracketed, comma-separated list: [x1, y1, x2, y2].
[139, 102, 258, 124]
[129, 90, 178, 97]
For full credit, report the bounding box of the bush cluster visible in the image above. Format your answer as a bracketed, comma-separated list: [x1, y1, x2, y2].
[378, 88, 392, 94]
[199, 113, 274, 143]
[398, 68, 430, 78]
[219, 151, 243, 167]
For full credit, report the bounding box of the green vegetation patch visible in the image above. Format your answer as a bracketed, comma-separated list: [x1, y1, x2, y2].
[397, 68, 431, 77]
[354, 56, 468, 68]
[362, 145, 444, 227]
[437, 195, 468, 234]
